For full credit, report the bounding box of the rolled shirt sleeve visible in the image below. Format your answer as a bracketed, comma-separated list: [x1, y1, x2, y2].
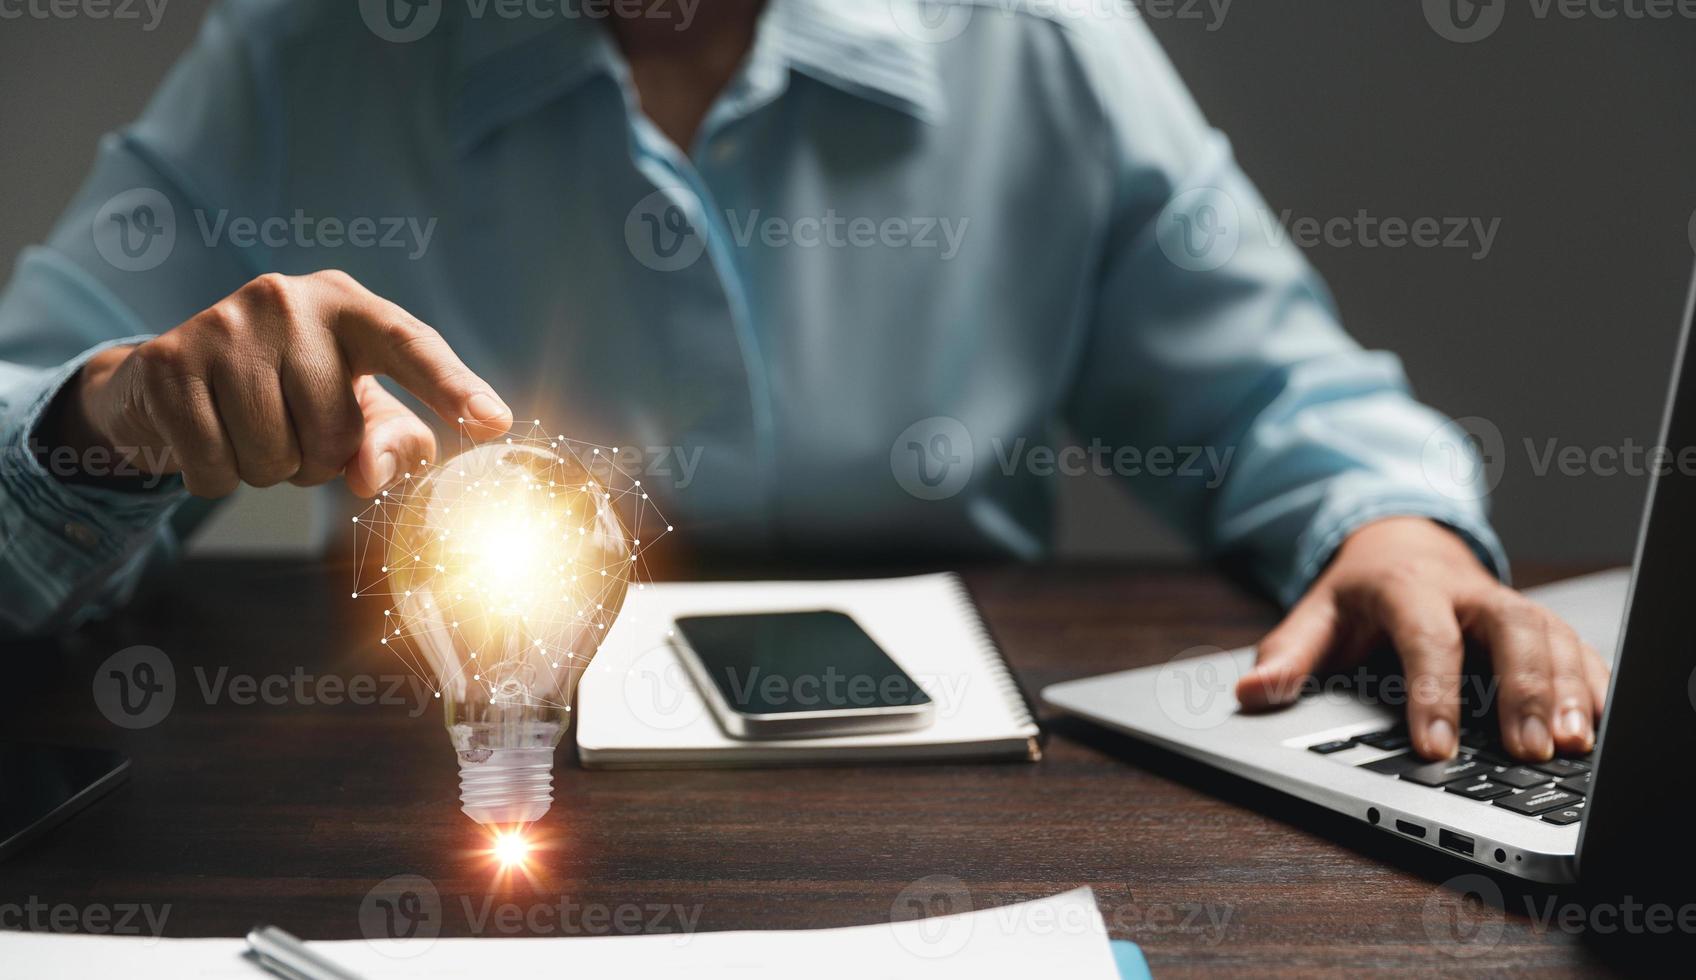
[1061, 16, 1507, 605]
[0, 334, 187, 635]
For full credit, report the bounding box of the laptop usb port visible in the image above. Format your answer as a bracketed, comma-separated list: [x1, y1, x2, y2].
[1439, 830, 1475, 856]
[1395, 820, 1426, 839]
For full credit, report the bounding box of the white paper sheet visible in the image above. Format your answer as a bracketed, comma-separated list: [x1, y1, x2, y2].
[0, 888, 1118, 979]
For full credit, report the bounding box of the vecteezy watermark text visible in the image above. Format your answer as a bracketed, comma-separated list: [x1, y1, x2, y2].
[626, 191, 971, 272]
[0, 0, 168, 30]
[9, 438, 175, 489]
[92, 190, 441, 272]
[459, 895, 702, 937]
[1420, 414, 1696, 502]
[711, 665, 969, 716]
[1425, 874, 1696, 955]
[582, 443, 704, 491]
[196, 210, 438, 261]
[723, 210, 970, 260]
[1154, 188, 1503, 273]
[360, 0, 702, 44]
[1260, 210, 1501, 261]
[991, 437, 1233, 489]
[889, 0, 1234, 46]
[192, 666, 436, 717]
[889, 417, 1235, 502]
[357, 874, 702, 959]
[1424, 0, 1696, 44]
[887, 875, 1233, 961]
[94, 645, 438, 730]
[0, 897, 171, 939]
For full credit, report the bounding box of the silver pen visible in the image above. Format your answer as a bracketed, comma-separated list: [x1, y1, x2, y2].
[245, 925, 369, 980]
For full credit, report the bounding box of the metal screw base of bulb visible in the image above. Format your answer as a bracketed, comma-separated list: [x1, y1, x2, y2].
[458, 746, 555, 826]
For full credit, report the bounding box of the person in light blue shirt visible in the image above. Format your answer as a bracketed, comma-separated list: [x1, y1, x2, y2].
[0, 0, 1609, 763]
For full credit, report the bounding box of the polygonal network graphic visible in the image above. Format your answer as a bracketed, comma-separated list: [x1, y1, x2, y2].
[351, 421, 672, 714]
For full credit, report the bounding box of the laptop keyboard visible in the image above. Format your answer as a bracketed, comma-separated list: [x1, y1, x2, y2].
[1313, 725, 1592, 826]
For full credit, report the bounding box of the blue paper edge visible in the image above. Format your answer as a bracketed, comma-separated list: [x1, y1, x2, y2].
[1111, 939, 1152, 980]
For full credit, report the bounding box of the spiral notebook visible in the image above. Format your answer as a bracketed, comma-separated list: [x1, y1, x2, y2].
[577, 573, 1042, 768]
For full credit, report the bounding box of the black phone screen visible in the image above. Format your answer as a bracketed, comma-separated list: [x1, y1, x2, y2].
[0, 742, 129, 861]
[673, 611, 931, 716]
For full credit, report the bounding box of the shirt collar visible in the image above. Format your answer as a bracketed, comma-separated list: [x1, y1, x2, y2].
[767, 0, 947, 125]
[450, 0, 947, 153]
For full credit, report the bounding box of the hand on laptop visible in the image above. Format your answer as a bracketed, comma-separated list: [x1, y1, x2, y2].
[1235, 517, 1608, 763]
[44, 270, 513, 498]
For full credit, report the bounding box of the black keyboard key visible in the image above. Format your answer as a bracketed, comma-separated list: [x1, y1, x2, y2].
[1556, 772, 1591, 796]
[1490, 766, 1552, 789]
[1356, 730, 1412, 751]
[1448, 779, 1514, 801]
[1469, 749, 1512, 768]
[1542, 806, 1585, 826]
[1360, 752, 1423, 776]
[1402, 757, 1491, 787]
[1533, 758, 1591, 778]
[1308, 740, 1353, 755]
[1496, 787, 1582, 816]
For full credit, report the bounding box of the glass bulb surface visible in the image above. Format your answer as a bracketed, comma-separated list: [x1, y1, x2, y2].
[354, 426, 669, 826]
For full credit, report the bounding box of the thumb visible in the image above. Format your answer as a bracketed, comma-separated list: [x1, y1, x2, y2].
[1236, 590, 1339, 710]
[344, 376, 439, 498]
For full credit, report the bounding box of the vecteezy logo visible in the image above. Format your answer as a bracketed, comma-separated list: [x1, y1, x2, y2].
[1422, 874, 1505, 956]
[360, 874, 442, 958]
[1152, 647, 1242, 731]
[625, 189, 707, 272]
[92, 645, 176, 730]
[92, 188, 176, 272]
[358, 0, 441, 42]
[1423, 0, 1506, 43]
[888, 0, 974, 44]
[1156, 187, 1240, 273]
[889, 875, 974, 959]
[1421, 415, 1506, 503]
[890, 416, 974, 501]
[624, 643, 706, 731]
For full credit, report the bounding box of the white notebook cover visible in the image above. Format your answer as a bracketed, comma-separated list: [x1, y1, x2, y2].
[576, 573, 1041, 768]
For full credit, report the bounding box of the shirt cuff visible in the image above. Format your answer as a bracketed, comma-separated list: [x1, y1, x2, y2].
[1280, 489, 1511, 608]
[0, 336, 187, 594]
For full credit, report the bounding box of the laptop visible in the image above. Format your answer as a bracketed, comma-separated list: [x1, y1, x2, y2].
[1042, 270, 1696, 892]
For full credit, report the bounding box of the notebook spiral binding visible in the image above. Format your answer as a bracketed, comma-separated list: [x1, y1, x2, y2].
[943, 574, 1044, 760]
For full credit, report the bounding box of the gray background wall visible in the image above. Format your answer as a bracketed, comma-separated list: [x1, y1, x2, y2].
[3, 0, 1694, 565]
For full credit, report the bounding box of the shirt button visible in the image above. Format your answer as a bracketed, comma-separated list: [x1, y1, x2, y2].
[64, 522, 100, 549]
[711, 137, 739, 164]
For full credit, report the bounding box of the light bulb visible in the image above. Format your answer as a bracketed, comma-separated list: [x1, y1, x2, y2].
[353, 427, 667, 827]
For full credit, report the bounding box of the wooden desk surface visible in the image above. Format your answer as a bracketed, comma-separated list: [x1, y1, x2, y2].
[1, 560, 1641, 976]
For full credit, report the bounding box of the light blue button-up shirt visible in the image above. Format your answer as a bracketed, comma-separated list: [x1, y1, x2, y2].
[0, 0, 1504, 636]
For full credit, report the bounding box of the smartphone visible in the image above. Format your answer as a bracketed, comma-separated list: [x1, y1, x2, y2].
[671, 610, 935, 739]
[0, 742, 129, 862]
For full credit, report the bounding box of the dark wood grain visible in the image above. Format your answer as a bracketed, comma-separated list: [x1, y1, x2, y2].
[0, 560, 1646, 976]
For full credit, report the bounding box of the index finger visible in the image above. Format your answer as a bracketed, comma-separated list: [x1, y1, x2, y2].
[1373, 585, 1465, 760]
[313, 272, 513, 440]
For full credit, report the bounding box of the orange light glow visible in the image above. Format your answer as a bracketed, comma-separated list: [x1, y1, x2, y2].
[476, 823, 560, 890]
[492, 830, 532, 868]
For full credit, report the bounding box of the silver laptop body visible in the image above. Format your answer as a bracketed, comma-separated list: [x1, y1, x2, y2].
[1043, 268, 1696, 887]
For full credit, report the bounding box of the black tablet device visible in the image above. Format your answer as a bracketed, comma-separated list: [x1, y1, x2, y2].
[0, 742, 129, 862]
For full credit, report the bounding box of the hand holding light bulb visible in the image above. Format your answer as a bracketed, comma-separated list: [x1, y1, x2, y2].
[354, 424, 670, 828]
